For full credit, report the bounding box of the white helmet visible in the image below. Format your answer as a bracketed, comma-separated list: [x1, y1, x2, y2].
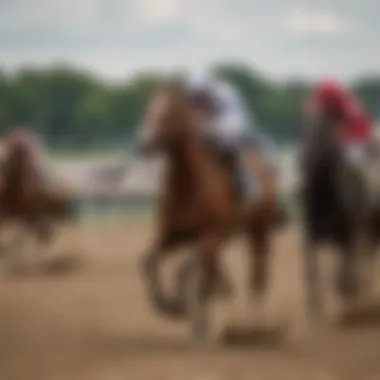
[182, 70, 215, 97]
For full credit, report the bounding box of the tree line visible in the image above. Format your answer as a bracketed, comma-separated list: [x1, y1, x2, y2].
[1, 63, 379, 149]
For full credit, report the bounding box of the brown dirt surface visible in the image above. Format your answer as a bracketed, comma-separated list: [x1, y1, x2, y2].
[0, 221, 380, 380]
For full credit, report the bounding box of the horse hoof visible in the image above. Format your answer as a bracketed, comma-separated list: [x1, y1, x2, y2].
[164, 298, 187, 319]
[214, 273, 234, 300]
[139, 251, 156, 280]
[190, 328, 210, 347]
[305, 301, 325, 326]
[190, 336, 209, 348]
[151, 295, 186, 320]
[337, 277, 360, 301]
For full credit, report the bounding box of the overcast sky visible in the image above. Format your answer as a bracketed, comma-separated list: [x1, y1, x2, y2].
[0, 0, 379, 82]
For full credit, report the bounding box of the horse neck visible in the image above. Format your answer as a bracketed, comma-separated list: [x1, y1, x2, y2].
[166, 117, 210, 189]
[307, 156, 340, 203]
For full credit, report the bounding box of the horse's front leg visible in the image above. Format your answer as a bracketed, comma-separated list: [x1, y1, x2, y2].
[186, 232, 226, 345]
[4, 222, 29, 272]
[303, 234, 323, 323]
[140, 231, 188, 319]
[27, 216, 54, 245]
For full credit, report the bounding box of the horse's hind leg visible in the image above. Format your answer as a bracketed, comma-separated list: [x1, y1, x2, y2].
[362, 238, 379, 296]
[245, 229, 271, 326]
[26, 216, 55, 259]
[303, 235, 323, 322]
[140, 231, 189, 319]
[336, 239, 360, 301]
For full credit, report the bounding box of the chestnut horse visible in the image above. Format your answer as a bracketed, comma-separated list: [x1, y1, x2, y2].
[135, 82, 287, 343]
[0, 130, 75, 260]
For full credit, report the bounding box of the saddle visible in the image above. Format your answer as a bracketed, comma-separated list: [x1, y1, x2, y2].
[203, 137, 242, 202]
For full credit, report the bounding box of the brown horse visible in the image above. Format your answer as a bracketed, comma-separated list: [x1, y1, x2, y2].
[0, 130, 75, 262]
[135, 82, 286, 343]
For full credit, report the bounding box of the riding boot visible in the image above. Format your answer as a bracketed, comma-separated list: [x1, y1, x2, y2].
[237, 153, 261, 205]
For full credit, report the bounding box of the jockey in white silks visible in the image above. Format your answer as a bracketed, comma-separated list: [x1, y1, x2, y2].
[182, 72, 274, 202]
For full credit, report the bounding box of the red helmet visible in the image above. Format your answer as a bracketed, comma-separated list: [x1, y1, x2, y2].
[315, 79, 347, 107]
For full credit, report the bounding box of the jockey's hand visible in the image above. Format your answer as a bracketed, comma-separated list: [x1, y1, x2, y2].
[241, 149, 274, 196]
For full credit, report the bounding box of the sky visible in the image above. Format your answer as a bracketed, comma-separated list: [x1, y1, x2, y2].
[0, 0, 379, 82]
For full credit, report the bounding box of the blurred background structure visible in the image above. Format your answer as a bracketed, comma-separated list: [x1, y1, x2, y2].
[2, 64, 379, 213]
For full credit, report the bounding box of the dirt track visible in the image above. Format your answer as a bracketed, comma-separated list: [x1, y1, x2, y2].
[0, 221, 380, 380]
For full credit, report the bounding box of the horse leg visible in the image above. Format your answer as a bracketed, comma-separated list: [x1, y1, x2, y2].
[5, 222, 29, 272]
[140, 231, 189, 319]
[27, 216, 54, 244]
[303, 235, 323, 322]
[244, 229, 271, 326]
[176, 250, 233, 307]
[360, 239, 378, 297]
[0, 215, 5, 257]
[26, 215, 55, 258]
[336, 239, 360, 301]
[365, 236, 379, 295]
[16, 215, 57, 270]
[187, 233, 224, 344]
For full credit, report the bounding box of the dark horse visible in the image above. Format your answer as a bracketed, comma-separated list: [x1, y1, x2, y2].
[0, 130, 75, 261]
[300, 110, 380, 321]
[134, 82, 287, 343]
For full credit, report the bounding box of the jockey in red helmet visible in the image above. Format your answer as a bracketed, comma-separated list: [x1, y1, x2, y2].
[305, 79, 372, 144]
[304, 79, 378, 202]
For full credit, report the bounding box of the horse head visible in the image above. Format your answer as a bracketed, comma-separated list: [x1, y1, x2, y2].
[7, 129, 37, 159]
[4, 129, 39, 182]
[136, 82, 197, 157]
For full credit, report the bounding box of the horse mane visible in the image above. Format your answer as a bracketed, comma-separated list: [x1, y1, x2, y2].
[158, 83, 232, 198]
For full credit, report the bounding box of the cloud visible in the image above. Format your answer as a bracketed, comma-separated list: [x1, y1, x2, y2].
[285, 9, 354, 36]
[129, 0, 242, 42]
[131, 0, 181, 24]
[0, 0, 103, 32]
[0, 0, 379, 81]
[187, 0, 242, 42]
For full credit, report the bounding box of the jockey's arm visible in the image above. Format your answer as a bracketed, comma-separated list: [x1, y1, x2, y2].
[215, 106, 275, 193]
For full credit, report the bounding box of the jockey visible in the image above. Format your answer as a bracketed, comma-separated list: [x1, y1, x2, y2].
[305, 80, 377, 201]
[181, 71, 271, 201]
